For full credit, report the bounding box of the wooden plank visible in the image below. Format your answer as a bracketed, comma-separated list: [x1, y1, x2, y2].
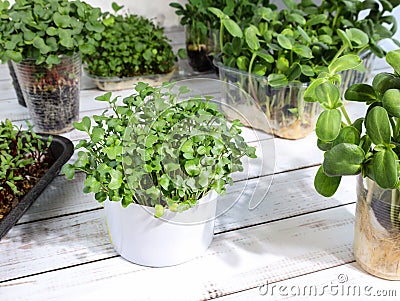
[0, 204, 356, 300]
[1, 166, 357, 282]
[0, 210, 114, 283]
[0, 64, 10, 81]
[218, 262, 399, 300]
[17, 173, 101, 224]
[17, 164, 356, 231]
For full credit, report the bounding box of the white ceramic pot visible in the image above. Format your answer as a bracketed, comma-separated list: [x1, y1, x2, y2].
[104, 190, 218, 267]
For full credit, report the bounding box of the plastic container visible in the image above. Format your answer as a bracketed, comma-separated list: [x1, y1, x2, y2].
[0, 135, 74, 239]
[87, 67, 177, 91]
[186, 24, 219, 72]
[214, 56, 320, 140]
[104, 190, 218, 267]
[354, 175, 400, 280]
[12, 53, 81, 134]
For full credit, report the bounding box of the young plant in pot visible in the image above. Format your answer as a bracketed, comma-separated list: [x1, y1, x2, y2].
[306, 49, 400, 280]
[210, 4, 369, 140]
[62, 81, 257, 267]
[297, 0, 400, 92]
[170, 0, 224, 72]
[83, 2, 177, 91]
[0, 119, 74, 239]
[170, 0, 273, 72]
[0, 0, 104, 134]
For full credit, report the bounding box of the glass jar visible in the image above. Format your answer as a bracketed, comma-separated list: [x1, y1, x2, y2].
[354, 175, 400, 280]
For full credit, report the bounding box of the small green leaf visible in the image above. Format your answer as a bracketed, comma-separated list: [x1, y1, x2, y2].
[292, 45, 313, 58]
[323, 143, 365, 176]
[4, 50, 22, 62]
[208, 7, 225, 19]
[333, 126, 360, 146]
[59, 30, 73, 48]
[109, 170, 123, 190]
[154, 204, 164, 218]
[91, 127, 105, 143]
[344, 84, 377, 103]
[267, 73, 288, 88]
[159, 174, 170, 190]
[315, 82, 341, 109]
[95, 92, 112, 102]
[111, 2, 124, 13]
[329, 54, 362, 74]
[236, 56, 249, 70]
[316, 109, 342, 141]
[365, 106, 391, 145]
[304, 78, 328, 102]
[372, 73, 400, 95]
[382, 89, 400, 117]
[222, 19, 243, 38]
[372, 149, 398, 189]
[53, 12, 70, 28]
[32, 36, 51, 54]
[386, 49, 400, 74]
[286, 63, 301, 81]
[314, 166, 341, 197]
[62, 164, 75, 179]
[73, 116, 91, 133]
[245, 25, 260, 51]
[46, 27, 58, 36]
[277, 34, 293, 50]
[346, 28, 369, 48]
[307, 14, 327, 26]
[337, 29, 352, 49]
[184, 160, 201, 176]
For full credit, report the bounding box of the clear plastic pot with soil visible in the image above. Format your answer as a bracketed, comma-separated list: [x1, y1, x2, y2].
[214, 56, 320, 140]
[12, 53, 81, 134]
[354, 175, 400, 280]
[186, 24, 219, 72]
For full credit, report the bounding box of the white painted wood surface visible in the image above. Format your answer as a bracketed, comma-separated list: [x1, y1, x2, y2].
[0, 27, 398, 301]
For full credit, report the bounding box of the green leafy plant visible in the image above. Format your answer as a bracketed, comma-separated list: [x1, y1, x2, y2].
[297, 0, 400, 59]
[83, 3, 176, 78]
[170, 0, 273, 71]
[209, 0, 398, 139]
[210, 4, 374, 87]
[0, 0, 105, 133]
[306, 49, 400, 228]
[0, 0, 104, 67]
[62, 82, 256, 217]
[0, 119, 52, 220]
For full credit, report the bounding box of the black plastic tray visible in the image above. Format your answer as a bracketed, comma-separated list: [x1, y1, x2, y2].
[0, 134, 74, 239]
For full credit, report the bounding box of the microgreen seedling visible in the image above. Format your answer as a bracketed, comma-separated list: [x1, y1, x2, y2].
[63, 82, 256, 217]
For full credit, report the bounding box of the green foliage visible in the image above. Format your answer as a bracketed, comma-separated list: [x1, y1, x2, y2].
[211, 4, 379, 88]
[310, 48, 400, 230]
[0, 119, 52, 196]
[62, 82, 256, 216]
[83, 3, 176, 78]
[210, 0, 399, 88]
[170, 0, 274, 47]
[0, 0, 104, 67]
[308, 49, 400, 195]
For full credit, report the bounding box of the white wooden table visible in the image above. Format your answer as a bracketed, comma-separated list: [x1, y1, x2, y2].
[0, 28, 398, 301]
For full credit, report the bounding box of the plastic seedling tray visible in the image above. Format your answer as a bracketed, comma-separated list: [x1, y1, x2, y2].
[0, 135, 74, 239]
